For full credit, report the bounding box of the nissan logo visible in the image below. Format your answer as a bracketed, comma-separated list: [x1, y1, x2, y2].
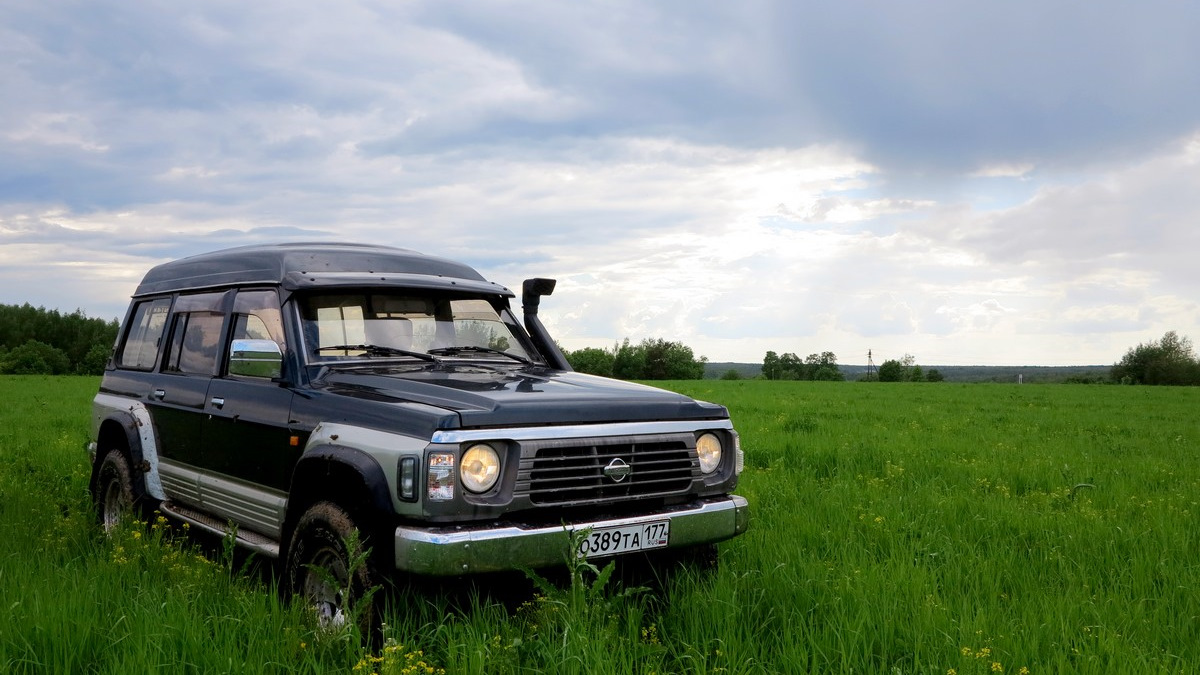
[603, 457, 632, 483]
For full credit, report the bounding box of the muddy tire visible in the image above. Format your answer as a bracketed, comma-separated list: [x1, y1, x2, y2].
[285, 502, 381, 641]
[93, 449, 138, 533]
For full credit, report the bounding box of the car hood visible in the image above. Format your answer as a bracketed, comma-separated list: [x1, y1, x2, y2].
[315, 363, 727, 428]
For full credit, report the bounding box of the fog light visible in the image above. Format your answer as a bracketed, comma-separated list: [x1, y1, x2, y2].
[428, 452, 455, 501]
[697, 433, 722, 474]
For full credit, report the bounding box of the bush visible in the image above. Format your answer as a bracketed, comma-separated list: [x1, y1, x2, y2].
[567, 347, 615, 377]
[565, 338, 708, 381]
[0, 340, 72, 375]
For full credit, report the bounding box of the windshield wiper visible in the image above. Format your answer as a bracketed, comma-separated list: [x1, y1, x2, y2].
[427, 346, 533, 364]
[317, 344, 439, 362]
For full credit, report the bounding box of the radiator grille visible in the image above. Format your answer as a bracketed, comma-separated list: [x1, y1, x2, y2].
[517, 438, 697, 506]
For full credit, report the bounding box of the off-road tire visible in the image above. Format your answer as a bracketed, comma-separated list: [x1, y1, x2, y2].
[285, 502, 381, 642]
[93, 449, 138, 533]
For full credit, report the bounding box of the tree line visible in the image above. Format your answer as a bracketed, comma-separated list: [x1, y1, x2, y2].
[876, 354, 944, 382]
[0, 303, 119, 375]
[564, 338, 707, 380]
[762, 351, 845, 381]
[5, 298, 1195, 387]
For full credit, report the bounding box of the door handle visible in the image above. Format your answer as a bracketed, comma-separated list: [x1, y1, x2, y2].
[211, 397, 225, 409]
[152, 389, 166, 400]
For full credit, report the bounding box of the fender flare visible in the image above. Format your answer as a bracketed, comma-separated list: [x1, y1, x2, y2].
[284, 444, 395, 548]
[92, 409, 164, 501]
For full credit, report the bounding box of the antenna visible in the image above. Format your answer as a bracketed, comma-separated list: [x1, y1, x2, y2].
[866, 349, 877, 381]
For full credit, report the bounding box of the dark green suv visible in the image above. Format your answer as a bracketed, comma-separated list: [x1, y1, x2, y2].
[89, 243, 748, 625]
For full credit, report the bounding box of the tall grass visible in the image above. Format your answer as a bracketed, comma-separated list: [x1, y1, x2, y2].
[1, 376, 1197, 673]
[670, 380, 1199, 674]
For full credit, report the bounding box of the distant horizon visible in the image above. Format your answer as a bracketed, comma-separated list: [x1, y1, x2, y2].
[0, 297, 1122, 370]
[708, 361, 1111, 368]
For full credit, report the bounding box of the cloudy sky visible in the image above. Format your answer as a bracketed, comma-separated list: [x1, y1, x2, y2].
[3, 1, 1198, 366]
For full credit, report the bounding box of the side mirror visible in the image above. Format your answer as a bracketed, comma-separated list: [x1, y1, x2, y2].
[229, 339, 283, 379]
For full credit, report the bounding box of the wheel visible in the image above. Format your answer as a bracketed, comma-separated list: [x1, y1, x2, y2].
[285, 502, 381, 640]
[93, 449, 137, 533]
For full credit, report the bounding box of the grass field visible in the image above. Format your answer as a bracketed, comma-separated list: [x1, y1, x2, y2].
[1, 376, 1197, 674]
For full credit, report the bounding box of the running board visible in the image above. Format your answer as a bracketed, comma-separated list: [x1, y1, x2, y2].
[160, 501, 281, 559]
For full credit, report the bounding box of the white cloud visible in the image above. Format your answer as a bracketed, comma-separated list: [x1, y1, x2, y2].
[5, 113, 110, 152]
[2, 1, 1200, 366]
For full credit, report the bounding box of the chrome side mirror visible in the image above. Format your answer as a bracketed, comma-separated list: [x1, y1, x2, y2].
[229, 339, 283, 378]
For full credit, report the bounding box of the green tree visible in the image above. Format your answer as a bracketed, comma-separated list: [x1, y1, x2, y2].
[641, 338, 705, 380]
[611, 339, 646, 380]
[0, 340, 72, 374]
[878, 359, 904, 382]
[763, 350, 844, 381]
[720, 369, 741, 380]
[1111, 331, 1200, 385]
[570, 338, 708, 381]
[0, 303, 118, 374]
[806, 351, 844, 381]
[78, 343, 112, 375]
[925, 368, 945, 382]
[567, 347, 615, 377]
[779, 352, 803, 380]
[762, 351, 782, 380]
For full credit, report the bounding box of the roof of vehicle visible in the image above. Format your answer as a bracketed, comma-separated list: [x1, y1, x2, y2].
[133, 242, 513, 297]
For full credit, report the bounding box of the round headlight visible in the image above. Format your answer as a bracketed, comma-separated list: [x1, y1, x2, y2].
[696, 433, 723, 474]
[461, 443, 501, 493]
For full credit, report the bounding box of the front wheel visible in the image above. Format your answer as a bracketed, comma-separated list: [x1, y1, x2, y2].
[285, 502, 381, 640]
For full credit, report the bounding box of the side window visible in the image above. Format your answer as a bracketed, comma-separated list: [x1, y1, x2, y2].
[164, 313, 225, 375]
[225, 290, 286, 379]
[233, 314, 272, 341]
[162, 292, 228, 376]
[117, 298, 172, 370]
[230, 290, 285, 346]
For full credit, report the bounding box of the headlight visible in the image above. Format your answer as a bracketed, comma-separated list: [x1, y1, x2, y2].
[461, 443, 501, 493]
[697, 433, 722, 474]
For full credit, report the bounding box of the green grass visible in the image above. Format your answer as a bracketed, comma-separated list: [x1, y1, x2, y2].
[1, 376, 1197, 673]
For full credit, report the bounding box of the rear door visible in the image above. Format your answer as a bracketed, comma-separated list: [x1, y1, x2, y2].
[152, 291, 229, 505]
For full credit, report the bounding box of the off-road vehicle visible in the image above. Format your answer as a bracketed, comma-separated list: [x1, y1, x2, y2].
[89, 243, 748, 624]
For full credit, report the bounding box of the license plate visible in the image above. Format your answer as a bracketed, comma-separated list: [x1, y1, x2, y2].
[576, 521, 670, 558]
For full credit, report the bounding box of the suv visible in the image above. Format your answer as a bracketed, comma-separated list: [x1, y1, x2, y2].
[89, 243, 748, 622]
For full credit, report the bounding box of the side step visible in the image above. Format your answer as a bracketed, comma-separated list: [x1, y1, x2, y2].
[160, 501, 281, 559]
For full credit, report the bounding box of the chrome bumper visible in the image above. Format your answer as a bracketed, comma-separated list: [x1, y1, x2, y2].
[393, 495, 750, 575]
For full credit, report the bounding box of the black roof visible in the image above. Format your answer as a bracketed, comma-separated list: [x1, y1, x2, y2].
[133, 243, 513, 297]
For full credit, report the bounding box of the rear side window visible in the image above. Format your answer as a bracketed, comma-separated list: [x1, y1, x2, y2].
[164, 312, 225, 375]
[161, 292, 228, 376]
[117, 298, 171, 370]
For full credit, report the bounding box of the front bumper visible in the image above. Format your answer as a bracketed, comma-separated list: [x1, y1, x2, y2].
[393, 495, 750, 575]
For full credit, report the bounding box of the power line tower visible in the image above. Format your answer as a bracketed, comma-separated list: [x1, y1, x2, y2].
[866, 349, 877, 381]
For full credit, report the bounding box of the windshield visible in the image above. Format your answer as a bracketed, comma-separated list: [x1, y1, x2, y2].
[298, 292, 536, 364]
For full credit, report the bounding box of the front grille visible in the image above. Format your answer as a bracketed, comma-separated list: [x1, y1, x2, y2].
[516, 437, 698, 506]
